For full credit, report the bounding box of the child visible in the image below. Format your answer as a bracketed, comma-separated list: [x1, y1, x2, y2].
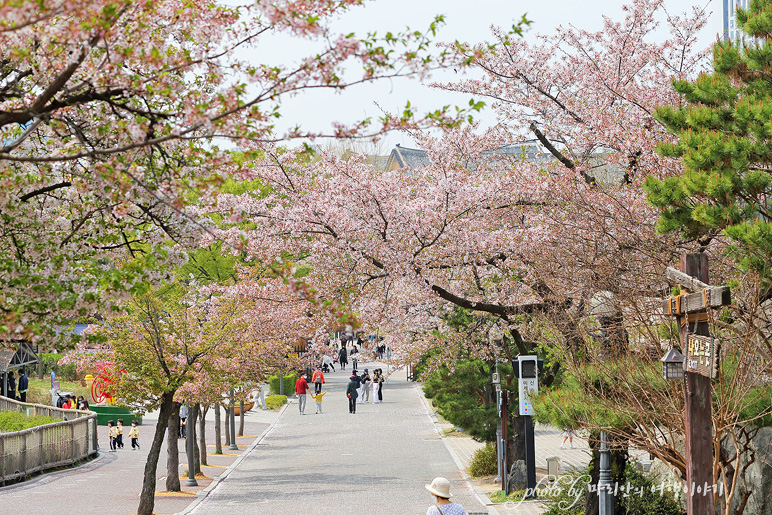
[116, 419, 125, 449]
[107, 420, 117, 452]
[128, 420, 140, 450]
[310, 390, 326, 414]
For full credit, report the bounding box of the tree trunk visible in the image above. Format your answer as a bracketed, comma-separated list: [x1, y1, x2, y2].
[238, 400, 245, 436]
[214, 402, 223, 454]
[192, 403, 201, 475]
[166, 402, 181, 492]
[224, 402, 230, 446]
[137, 390, 175, 515]
[199, 405, 208, 466]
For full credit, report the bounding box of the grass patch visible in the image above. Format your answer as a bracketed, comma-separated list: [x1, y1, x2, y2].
[0, 411, 59, 432]
[265, 394, 287, 410]
[489, 490, 529, 503]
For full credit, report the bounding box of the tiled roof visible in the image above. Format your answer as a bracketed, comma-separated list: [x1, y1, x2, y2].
[380, 141, 625, 185]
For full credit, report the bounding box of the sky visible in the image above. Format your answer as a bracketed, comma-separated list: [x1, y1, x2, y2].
[236, 0, 719, 153]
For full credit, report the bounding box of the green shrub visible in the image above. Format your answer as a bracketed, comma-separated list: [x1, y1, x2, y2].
[41, 353, 79, 382]
[268, 374, 296, 395]
[0, 411, 58, 432]
[489, 489, 528, 503]
[469, 442, 498, 478]
[619, 465, 683, 515]
[541, 463, 684, 515]
[542, 465, 590, 515]
[265, 395, 287, 410]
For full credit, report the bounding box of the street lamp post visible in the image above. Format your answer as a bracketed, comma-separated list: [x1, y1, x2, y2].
[185, 404, 198, 486]
[488, 327, 506, 491]
[229, 388, 238, 450]
[598, 430, 614, 515]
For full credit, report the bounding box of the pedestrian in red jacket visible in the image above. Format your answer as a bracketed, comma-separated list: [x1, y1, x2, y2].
[295, 373, 309, 415]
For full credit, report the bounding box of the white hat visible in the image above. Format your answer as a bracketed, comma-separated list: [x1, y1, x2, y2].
[425, 477, 452, 498]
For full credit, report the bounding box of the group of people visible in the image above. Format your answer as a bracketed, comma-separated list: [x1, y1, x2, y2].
[107, 418, 140, 451]
[345, 368, 385, 413]
[59, 394, 90, 411]
[293, 365, 387, 415]
[293, 372, 325, 415]
[317, 336, 390, 374]
[3, 368, 28, 402]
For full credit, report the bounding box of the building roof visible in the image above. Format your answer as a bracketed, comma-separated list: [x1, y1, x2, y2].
[380, 141, 625, 185]
[384, 144, 432, 171]
[0, 341, 39, 373]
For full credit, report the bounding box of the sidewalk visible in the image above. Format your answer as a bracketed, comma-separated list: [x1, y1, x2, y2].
[425, 398, 652, 515]
[0, 402, 281, 515]
[189, 362, 490, 515]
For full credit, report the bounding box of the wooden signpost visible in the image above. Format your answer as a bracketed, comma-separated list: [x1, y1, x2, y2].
[661, 253, 731, 515]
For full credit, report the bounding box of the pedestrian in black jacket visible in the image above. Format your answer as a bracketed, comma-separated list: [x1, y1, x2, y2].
[7, 371, 16, 400]
[346, 375, 359, 414]
[18, 369, 28, 402]
[339, 347, 348, 370]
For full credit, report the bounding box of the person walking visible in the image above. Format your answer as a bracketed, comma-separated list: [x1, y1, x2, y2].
[373, 369, 381, 404]
[375, 369, 385, 403]
[338, 346, 348, 370]
[255, 385, 267, 410]
[107, 420, 118, 452]
[351, 345, 359, 371]
[322, 353, 335, 372]
[561, 428, 576, 449]
[116, 419, 125, 449]
[295, 372, 309, 415]
[311, 390, 326, 414]
[7, 371, 16, 400]
[17, 368, 28, 403]
[355, 370, 364, 403]
[311, 367, 325, 394]
[179, 404, 188, 438]
[346, 375, 359, 414]
[425, 477, 466, 515]
[129, 420, 140, 449]
[361, 369, 372, 403]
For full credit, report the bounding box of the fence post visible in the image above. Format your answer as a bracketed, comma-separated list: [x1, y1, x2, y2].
[92, 416, 98, 454]
[0, 436, 4, 483]
[39, 427, 44, 470]
[70, 423, 76, 465]
[21, 431, 27, 479]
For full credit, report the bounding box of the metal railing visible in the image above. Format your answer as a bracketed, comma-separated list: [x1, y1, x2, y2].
[0, 396, 98, 483]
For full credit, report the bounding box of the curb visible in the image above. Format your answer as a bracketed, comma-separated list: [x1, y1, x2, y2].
[416, 383, 500, 515]
[176, 402, 290, 515]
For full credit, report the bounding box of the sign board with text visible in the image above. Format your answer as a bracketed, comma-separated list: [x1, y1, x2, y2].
[517, 356, 539, 416]
[685, 334, 718, 379]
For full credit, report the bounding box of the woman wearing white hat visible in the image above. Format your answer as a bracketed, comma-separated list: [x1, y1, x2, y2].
[425, 477, 466, 515]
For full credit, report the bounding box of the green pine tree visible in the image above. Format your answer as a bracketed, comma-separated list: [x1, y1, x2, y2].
[646, 0, 772, 285]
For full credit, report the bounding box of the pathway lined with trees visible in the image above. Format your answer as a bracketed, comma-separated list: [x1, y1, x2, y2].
[191, 366, 488, 515]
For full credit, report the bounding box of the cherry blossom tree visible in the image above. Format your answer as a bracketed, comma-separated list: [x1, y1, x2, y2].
[64, 266, 340, 514]
[0, 0, 474, 345]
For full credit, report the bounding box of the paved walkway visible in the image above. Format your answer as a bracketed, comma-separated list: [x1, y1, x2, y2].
[190, 362, 490, 515]
[1, 364, 653, 515]
[0, 403, 277, 515]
